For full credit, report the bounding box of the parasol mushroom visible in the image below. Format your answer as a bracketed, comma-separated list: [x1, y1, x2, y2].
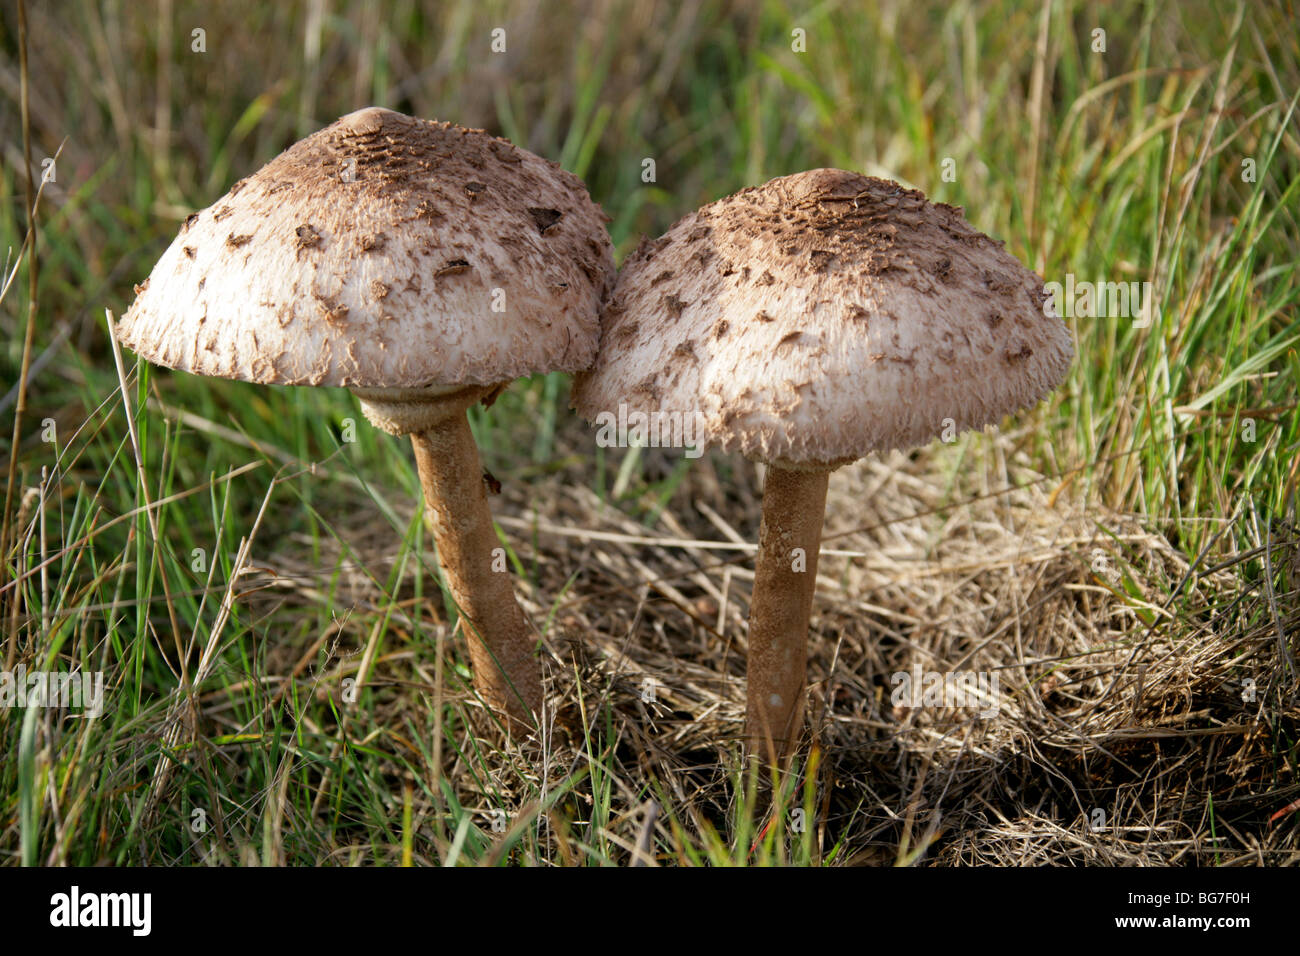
[572, 168, 1072, 764]
[118, 106, 615, 729]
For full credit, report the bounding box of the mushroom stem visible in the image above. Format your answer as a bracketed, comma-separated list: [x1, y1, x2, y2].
[745, 464, 829, 765]
[409, 413, 542, 728]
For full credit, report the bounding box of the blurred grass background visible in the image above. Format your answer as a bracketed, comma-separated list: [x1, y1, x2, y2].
[1, 0, 1298, 865]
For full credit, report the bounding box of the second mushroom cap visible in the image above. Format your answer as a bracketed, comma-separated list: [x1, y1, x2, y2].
[573, 168, 1073, 466]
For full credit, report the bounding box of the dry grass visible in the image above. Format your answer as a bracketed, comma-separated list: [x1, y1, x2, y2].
[215, 411, 1299, 865]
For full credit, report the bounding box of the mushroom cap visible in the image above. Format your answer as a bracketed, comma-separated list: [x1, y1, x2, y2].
[571, 169, 1073, 467]
[118, 107, 615, 388]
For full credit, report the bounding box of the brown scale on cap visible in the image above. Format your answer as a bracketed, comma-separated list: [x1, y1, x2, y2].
[527, 207, 563, 234]
[118, 106, 616, 389]
[294, 224, 322, 254]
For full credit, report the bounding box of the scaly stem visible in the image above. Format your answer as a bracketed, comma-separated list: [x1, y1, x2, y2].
[410, 413, 541, 728]
[745, 464, 829, 766]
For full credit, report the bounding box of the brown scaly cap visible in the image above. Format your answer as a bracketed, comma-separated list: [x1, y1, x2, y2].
[572, 168, 1074, 467]
[118, 107, 616, 388]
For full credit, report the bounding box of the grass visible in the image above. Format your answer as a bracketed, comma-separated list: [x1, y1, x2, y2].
[1, 0, 1297, 865]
